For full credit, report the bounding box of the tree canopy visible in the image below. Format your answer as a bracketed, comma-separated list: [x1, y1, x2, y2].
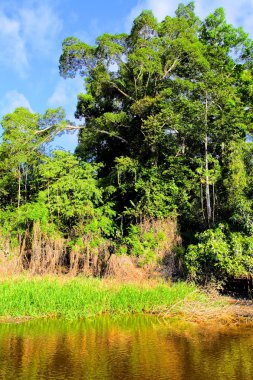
[59, 3, 253, 230]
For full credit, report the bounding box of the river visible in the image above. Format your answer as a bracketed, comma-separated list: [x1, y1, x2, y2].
[0, 316, 252, 379]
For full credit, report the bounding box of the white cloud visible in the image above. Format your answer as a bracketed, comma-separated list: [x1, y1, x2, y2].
[47, 77, 84, 152]
[48, 81, 68, 106]
[128, 0, 177, 24]
[19, 4, 62, 54]
[0, 90, 33, 116]
[0, 1, 62, 76]
[48, 77, 84, 121]
[47, 76, 85, 151]
[0, 11, 28, 77]
[128, 0, 253, 37]
[195, 1, 253, 34]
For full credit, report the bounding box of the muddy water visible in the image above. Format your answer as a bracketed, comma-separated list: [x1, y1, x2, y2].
[0, 316, 252, 380]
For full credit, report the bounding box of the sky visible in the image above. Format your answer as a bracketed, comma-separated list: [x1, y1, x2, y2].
[1, 0, 253, 151]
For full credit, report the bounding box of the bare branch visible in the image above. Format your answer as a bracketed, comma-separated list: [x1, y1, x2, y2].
[163, 58, 179, 79]
[97, 129, 128, 143]
[36, 123, 127, 143]
[65, 124, 86, 131]
[109, 82, 134, 100]
[35, 124, 85, 134]
[35, 126, 56, 134]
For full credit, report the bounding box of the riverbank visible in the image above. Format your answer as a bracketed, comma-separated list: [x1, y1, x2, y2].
[0, 276, 252, 324]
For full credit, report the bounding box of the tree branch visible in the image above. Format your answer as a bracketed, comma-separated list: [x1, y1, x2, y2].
[35, 124, 85, 134]
[97, 129, 128, 143]
[163, 58, 179, 79]
[36, 124, 127, 144]
[109, 82, 134, 100]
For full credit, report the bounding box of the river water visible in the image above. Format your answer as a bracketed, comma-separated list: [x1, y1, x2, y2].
[0, 316, 252, 380]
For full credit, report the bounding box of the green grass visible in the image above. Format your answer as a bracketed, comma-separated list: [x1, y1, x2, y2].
[0, 276, 209, 319]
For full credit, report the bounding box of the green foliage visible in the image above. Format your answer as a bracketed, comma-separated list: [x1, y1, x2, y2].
[122, 221, 171, 266]
[125, 225, 158, 264]
[115, 158, 178, 221]
[186, 226, 253, 282]
[38, 150, 115, 239]
[223, 141, 253, 233]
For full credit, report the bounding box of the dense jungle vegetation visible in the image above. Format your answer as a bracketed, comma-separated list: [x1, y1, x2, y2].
[1, 2, 253, 285]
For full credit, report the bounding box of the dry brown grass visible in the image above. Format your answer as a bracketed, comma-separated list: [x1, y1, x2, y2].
[0, 217, 181, 280]
[0, 253, 20, 277]
[27, 222, 66, 274]
[104, 254, 146, 281]
[0, 222, 114, 276]
[134, 217, 182, 279]
[69, 236, 111, 277]
[159, 293, 253, 326]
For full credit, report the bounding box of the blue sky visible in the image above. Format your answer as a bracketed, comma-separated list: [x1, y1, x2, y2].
[1, 0, 253, 151]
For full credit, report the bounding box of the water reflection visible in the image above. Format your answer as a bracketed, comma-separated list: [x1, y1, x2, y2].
[0, 317, 252, 380]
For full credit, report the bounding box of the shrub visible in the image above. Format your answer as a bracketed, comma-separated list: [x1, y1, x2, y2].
[185, 225, 253, 283]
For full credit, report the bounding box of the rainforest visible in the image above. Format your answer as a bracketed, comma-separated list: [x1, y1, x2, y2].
[1, 3, 253, 294]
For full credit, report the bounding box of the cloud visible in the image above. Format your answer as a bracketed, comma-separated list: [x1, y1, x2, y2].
[0, 90, 33, 116]
[0, 11, 28, 77]
[48, 81, 68, 106]
[19, 4, 62, 54]
[48, 77, 84, 121]
[47, 77, 84, 152]
[128, 0, 253, 37]
[128, 0, 177, 24]
[195, 1, 253, 34]
[0, 1, 62, 76]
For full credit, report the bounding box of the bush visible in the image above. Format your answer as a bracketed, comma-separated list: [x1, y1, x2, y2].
[185, 225, 253, 283]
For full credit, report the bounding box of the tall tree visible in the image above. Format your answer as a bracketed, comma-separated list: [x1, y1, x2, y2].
[59, 3, 253, 233]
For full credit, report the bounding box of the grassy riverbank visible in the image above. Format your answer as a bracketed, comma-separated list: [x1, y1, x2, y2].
[0, 276, 251, 323]
[0, 276, 216, 320]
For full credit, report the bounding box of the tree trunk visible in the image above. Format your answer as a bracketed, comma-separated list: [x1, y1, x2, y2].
[205, 96, 212, 227]
[200, 183, 205, 223]
[17, 166, 21, 209]
[24, 168, 28, 204]
[17, 166, 22, 247]
[212, 182, 215, 225]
